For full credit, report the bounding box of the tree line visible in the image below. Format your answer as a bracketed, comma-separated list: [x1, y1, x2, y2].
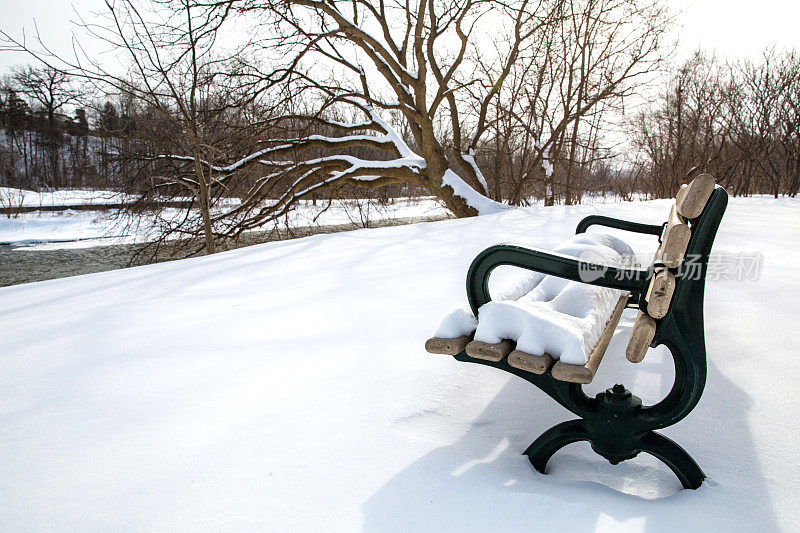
[631, 50, 800, 198]
[0, 64, 142, 191]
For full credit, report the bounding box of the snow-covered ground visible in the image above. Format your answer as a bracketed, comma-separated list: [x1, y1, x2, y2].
[1, 197, 798, 531]
[283, 196, 447, 227]
[0, 187, 127, 207]
[0, 196, 448, 247]
[0, 210, 133, 245]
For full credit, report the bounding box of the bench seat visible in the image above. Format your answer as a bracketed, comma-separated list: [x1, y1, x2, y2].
[442, 294, 628, 384]
[427, 232, 636, 383]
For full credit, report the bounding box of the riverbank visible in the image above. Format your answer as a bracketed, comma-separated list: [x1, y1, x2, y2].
[0, 214, 448, 287]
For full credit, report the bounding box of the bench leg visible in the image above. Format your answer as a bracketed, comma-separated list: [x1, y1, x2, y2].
[524, 419, 591, 474]
[524, 422, 705, 490]
[638, 431, 706, 489]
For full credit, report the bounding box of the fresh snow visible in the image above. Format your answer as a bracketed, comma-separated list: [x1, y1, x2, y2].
[0, 197, 448, 248]
[434, 307, 478, 338]
[462, 149, 490, 194]
[0, 210, 133, 245]
[436, 232, 636, 365]
[1, 197, 799, 531]
[441, 169, 511, 215]
[0, 187, 126, 207]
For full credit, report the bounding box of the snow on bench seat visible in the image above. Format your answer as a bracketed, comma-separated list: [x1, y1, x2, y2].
[428, 233, 636, 382]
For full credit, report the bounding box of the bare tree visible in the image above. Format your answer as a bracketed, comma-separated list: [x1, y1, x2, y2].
[12, 65, 81, 130]
[2, 0, 272, 255]
[170, 0, 668, 229]
[632, 49, 800, 198]
[632, 52, 731, 197]
[206, 0, 554, 222]
[732, 50, 800, 198]
[486, 0, 669, 205]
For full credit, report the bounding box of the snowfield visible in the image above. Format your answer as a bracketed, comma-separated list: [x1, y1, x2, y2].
[0, 187, 127, 207]
[1, 197, 798, 531]
[0, 210, 133, 245]
[0, 196, 447, 247]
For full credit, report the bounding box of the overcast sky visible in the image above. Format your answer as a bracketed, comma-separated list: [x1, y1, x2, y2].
[1, 0, 799, 72]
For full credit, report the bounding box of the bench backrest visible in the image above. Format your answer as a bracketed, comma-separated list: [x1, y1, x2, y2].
[626, 174, 726, 363]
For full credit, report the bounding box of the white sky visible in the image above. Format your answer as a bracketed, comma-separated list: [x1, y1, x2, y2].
[669, 0, 800, 60]
[0, 0, 108, 72]
[2, 0, 799, 72]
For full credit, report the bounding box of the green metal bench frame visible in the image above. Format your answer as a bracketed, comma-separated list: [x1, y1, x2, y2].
[451, 187, 728, 489]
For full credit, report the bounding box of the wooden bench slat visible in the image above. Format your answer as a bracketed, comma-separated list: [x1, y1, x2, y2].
[656, 204, 691, 268]
[508, 350, 554, 374]
[425, 335, 472, 355]
[646, 268, 676, 319]
[550, 294, 628, 384]
[626, 311, 657, 363]
[676, 174, 715, 219]
[465, 339, 514, 362]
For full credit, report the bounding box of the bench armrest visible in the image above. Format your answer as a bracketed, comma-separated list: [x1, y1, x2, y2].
[466, 244, 649, 315]
[575, 215, 664, 237]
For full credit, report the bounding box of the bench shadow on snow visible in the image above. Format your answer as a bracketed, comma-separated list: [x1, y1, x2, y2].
[361, 311, 779, 531]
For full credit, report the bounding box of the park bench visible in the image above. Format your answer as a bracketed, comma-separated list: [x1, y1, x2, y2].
[425, 174, 727, 489]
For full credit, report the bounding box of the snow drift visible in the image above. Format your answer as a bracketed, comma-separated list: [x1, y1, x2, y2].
[1, 197, 799, 531]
